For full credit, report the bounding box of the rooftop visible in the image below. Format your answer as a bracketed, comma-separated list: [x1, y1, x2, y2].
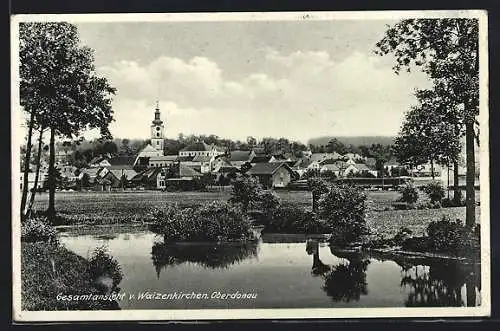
[247, 162, 293, 176]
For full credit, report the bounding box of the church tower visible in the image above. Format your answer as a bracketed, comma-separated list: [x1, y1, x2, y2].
[151, 101, 164, 152]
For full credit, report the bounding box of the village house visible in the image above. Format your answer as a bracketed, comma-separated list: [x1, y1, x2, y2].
[178, 142, 226, 158]
[130, 167, 164, 190]
[343, 163, 378, 177]
[246, 162, 298, 188]
[133, 144, 163, 168]
[148, 155, 179, 168]
[191, 155, 214, 173]
[224, 150, 253, 169]
[88, 155, 112, 168]
[80, 167, 121, 191]
[269, 154, 291, 163]
[343, 153, 364, 162]
[319, 163, 341, 177]
[249, 154, 272, 165]
[156, 164, 203, 190]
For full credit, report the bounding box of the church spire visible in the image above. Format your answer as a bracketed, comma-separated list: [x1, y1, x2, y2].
[152, 101, 163, 125]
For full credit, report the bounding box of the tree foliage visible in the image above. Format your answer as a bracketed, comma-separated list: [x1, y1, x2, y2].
[375, 18, 479, 227]
[393, 93, 462, 167]
[20, 22, 116, 138]
[19, 22, 116, 222]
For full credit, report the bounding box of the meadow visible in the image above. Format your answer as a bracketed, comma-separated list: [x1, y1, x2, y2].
[31, 189, 481, 237]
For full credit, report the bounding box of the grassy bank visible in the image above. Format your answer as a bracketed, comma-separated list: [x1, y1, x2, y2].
[31, 190, 481, 239]
[21, 242, 120, 310]
[367, 206, 481, 238]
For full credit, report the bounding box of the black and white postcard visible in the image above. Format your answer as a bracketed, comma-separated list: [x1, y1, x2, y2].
[11, 10, 490, 321]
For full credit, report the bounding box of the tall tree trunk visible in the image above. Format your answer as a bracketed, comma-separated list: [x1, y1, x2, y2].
[465, 120, 476, 228]
[21, 112, 35, 220]
[447, 162, 450, 200]
[453, 160, 460, 203]
[26, 127, 44, 218]
[46, 127, 56, 223]
[430, 158, 435, 180]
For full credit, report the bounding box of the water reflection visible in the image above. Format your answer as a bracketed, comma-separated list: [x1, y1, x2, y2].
[61, 231, 481, 308]
[400, 261, 480, 307]
[307, 239, 370, 303]
[367, 252, 481, 307]
[151, 241, 259, 278]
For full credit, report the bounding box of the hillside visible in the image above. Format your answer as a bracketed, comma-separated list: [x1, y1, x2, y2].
[308, 136, 395, 147]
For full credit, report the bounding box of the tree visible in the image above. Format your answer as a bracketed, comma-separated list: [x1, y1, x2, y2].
[318, 184, 367, 246]
[307, 177, 329, 213]
[229, 177, 262, 213]
[25, 125, 47, 218]
[393, 95, 461, 180]
[20, 22, 116, 223]
[375, 18, 479, 227]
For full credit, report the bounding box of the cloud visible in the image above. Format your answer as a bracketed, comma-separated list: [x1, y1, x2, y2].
[96, 49, 431, 142]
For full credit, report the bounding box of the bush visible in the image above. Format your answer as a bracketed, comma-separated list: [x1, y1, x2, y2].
[426, 217, 464, 253]
[149, 201, 254, 242]
[318, 184, 368, 246]
[21, 216, 58, 243]
[422, 182, 445, 204]
[229, 177, 262, 212]
[253, 189, 281, 219]
[442, 197, 466, 207]
[267, 205, 328, 234]
[425, 216, 479, 256]
[393, 227, 413, 246]
[398, 182, 418, 204]
[87, 246, 123, 290]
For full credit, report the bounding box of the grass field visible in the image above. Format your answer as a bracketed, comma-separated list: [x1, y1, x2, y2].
[31, 189, 482, 237]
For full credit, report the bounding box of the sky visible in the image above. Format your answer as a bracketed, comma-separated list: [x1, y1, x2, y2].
[72, 18, 432, 144]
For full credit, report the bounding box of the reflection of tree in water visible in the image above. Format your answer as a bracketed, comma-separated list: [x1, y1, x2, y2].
[306, 240, 370, 303]
[151, 241, 259, 278]
[400, 259, 481, 307]
[306, 239, 331, 276]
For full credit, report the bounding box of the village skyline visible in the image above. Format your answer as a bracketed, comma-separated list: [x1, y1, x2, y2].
[46, 18, 433, 143]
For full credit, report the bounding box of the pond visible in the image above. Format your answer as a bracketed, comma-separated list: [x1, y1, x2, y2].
[59, 229, 481, 309]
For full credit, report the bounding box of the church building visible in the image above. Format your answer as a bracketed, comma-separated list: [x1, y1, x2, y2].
[133, 102, 169, 167]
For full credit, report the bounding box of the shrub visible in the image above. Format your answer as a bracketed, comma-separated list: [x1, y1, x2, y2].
[87, 246, 123, 290]
[149, 201, 254, 242]
[401, 236, 429, 252]
[398, 182, 419, 204]
[253, 189, 281, 219]
[442, 197, 466, 207]
[393, 227, 413, 246]
[422, 182, 445, 204]
[21, 216, 58, 243]
[229, 177, 262, 213]
[318, 184, 368, 246]
[424, 216, 480, 256]
[307, 177, 329, 212]
[426, 217, 465, 253]
[267, 205, 328, 234]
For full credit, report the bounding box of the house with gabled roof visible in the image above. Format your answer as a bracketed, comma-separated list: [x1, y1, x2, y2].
[178, 141, 226, 158]
[133, 144, 163, 167]
[246, 162, 298, 188]
[250, 155, 272, 164]
[80, 166, 121, 191]
[344, 163, 378, 178]
[156, 163, 204, 190]
[148, 155, 179, 168]
[89, 155, 112, 168]
[320, 163, 341, 177]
